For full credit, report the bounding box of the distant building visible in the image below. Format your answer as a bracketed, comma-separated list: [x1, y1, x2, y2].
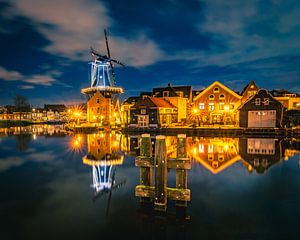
[44, 104, 67, 121]
[270, 89, 300, 110]
[239, 89, 284, 128]
[193, 81, 242, 125]
[129, 96, 177, 128]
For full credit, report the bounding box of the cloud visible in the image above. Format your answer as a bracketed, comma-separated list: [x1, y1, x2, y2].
[95, 33, 164, 67]
[18, 85, 35, 89]
[0, 65, 67, 87]
[0, 66, 23, 81]
[23, 74, 57, 86]
[0, 150, 57, 172]
[166, 0, 300, 68]
[10, 0, 163, 67]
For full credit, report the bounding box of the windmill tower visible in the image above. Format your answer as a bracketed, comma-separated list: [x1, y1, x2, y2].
[81, 30, 124, 127]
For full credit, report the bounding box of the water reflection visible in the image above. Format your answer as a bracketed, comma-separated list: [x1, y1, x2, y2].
[122, 134, 300, 174]
[81, 132, 126, 214]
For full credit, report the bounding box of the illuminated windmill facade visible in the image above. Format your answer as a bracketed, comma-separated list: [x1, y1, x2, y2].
[81, 30, 124, 126]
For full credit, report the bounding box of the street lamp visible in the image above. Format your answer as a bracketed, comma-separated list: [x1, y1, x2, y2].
[192, 107, 200, 127]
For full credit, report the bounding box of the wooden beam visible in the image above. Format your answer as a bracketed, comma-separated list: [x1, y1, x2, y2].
[135, 185, 190, 201]
[154, 135, 167, 211]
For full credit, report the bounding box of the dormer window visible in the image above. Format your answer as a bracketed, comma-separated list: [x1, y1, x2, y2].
[209, 94, 215, 100]
[219, 94, 225, 99]
[163, 91, 169, 97]
[214, 87, 219, 93]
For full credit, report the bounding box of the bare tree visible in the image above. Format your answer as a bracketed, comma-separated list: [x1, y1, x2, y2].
[14, 94, 30, 120]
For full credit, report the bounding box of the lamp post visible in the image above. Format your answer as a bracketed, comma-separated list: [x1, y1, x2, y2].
[192, 107, 200, 127]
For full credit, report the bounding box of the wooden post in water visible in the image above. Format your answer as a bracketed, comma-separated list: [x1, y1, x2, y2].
[176, 134, 188, 207]
[154, 135, 167, 211]
[139, 134, 152, 203]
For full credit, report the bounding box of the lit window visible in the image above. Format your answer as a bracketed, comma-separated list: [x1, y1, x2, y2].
[214, 87, 219, 93]
[255, 98, 261, 105]
[199, 103, 205, 109]
[209, 103, 215, 111]
[219, 94, 225, 99]
[163, 91, 169, 97]
[209, 94, 215, 100]
[141, 109, 146, 114]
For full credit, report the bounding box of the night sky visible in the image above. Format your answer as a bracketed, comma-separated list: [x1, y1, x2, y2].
[0, 0, 300, 106]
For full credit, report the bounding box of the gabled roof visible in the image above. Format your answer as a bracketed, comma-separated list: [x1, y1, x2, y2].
[152, 84, 192, 99]
[193, 81, 242, 101]
[122, 96, 141, 105]
[149, 97, 176, 108]
[133, 96, 176, 109]
[241, 80, 258, 96]
[238, 88, 282, 110]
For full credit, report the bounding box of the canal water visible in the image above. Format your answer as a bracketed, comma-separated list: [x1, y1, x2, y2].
[1, 125, 300, 239]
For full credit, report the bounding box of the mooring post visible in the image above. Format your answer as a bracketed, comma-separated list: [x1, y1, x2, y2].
[154, 135, 167, 211]
[139, 134, 152, 202]
[176, 134, 188, 207]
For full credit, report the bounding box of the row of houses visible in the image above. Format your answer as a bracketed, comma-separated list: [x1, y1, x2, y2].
[121, 81, 300, 128]
[0, 104, 69, 122]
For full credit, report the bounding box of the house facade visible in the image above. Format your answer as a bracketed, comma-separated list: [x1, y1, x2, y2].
[86, 91, 114, 125]
[193, 81, 242, 125]
[129, 96, 177, 128]
[152, 84, 192, 123]
[239, 89, 284, 128]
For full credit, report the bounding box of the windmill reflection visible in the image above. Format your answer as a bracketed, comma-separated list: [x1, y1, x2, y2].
[82, 131, 125, 214]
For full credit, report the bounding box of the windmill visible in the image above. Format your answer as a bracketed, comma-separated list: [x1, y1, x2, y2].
[81, 30, 124, 126]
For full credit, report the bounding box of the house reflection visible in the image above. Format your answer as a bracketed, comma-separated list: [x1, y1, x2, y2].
[239, 138, 285, 174]
[123, 133, 300, 174]
[121, 134, 178, 157]
[189, 137, 240, 174]
[82, 132, 125, 199]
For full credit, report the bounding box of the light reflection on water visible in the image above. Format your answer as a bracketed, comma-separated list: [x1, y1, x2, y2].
[0, 125, 300, 240]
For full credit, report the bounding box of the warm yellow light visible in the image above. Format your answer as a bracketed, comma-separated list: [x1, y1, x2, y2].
[224, 105, 230, 111]
[224, 144, 229, 151]
[193, 147, 197, 154]
[33, 134, 37, 140]
[74, 111, 81, 117]
[113, 112, 117, 117]
[192, 107, 199, 114]
[100, 115, 104, 119]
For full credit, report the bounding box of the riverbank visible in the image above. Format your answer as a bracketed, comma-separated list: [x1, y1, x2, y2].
[0, 120, 66, 128]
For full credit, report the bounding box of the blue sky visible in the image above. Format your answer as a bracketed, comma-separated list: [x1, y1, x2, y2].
[0, 0, 300, 106]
